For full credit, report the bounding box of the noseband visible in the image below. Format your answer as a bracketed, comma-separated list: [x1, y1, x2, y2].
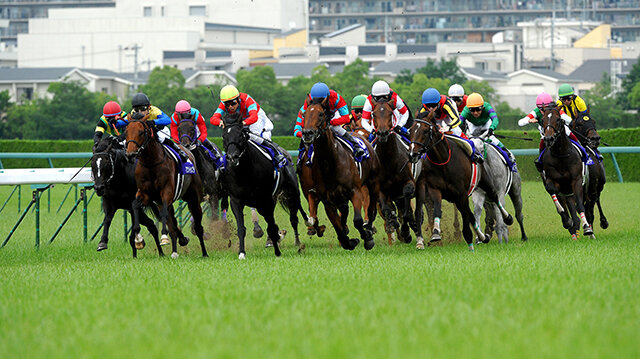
[302, 105, 331, 144]
[410, 118, 450, 165]
[178, 118, 198, 149]
[125, 119, 153, 157]
[92, 150, 116, 185]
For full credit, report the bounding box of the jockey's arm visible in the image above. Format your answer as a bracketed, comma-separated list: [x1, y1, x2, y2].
[443, 103, 462, 129]
[293, 107, 305, 138]
[195, 111, 208, 142]
[210, 106, 224, 127]
[559, 109, 572, 125]
[486, 103, 499, 130]
[575, 96, 588, 113]
[242, 103, 259, 127]
[169, 114, 180, 142]
[152, 108, 171, 127]
[329, 105, 350, 126]
[394, 98, 410, 128]
[360, 99, 374, 132]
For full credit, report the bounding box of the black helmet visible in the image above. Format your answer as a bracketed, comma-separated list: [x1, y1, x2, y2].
[131, 93, 150, 107]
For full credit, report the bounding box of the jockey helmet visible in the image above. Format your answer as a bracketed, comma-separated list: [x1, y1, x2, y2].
[351, 95, 367, 109]
[448, 84, 465, 97]
[466, 93, 484, 108]
[536, 92, 553, 108]
[558, 84, 574, 97]
[310, 82, 330, 99]
[220, 85, 240, 102]
[131, 93, 150, 107]
[421, 88, 441, 105]
[175, 100, 191, 114]
[371, 80, 391, 96]
[103, 101, 122, 117]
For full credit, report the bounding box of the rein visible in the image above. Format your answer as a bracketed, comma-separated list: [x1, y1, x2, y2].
[411, 119, 451, 166]
[126, 120, 166, 167]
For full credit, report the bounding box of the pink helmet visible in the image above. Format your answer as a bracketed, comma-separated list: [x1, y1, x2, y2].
[175, 100, 191, 113]
[536, 92, 553, 108]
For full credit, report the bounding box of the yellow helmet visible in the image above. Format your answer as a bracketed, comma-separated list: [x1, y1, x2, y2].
[466, 93, 484, 108]
[220, 85, 240, 102]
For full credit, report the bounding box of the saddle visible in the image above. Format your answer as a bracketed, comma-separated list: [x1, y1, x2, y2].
[163, 144, 196, 175]
[486, 142, 518, 173]
[248, 140, 289, 170]
[445, 134, 474, 157]
[335, 135, 370, 162]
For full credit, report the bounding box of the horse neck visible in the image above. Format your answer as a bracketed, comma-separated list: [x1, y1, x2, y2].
[139, 138, 165, 167]
[549, 126, 571, 155]
[312, 128, 340, 171]
[378, 133, 404, 168]
[425, 130, 450, 164]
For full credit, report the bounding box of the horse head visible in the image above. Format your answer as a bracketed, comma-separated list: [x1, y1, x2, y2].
[92, 136, 122, 196]
[301, 97, 331, 146]
[542, 106, 564, 149]
[408, 109, 437, 163]
[570, 109, 601, 149]
[222, 113, 247, 167]
[372, 101, 395, 143]
[125, 114, 153, 162]
[177, 114, 198, 150]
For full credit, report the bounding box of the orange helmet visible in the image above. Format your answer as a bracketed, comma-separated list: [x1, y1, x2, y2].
[466, 93, 484, 108]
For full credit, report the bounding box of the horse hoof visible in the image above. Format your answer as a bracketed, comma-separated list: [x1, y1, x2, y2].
[349, 238, 360, 249]
[571, 233, 578, 241]
[97, 242, 108, 251]
[135, 240, 145, 250]
[253, 227, 264, 238]
[160, 235, 170, 246]
[371, 226, 377, 235]
[482, 234, 491, 244]
[589, 234, 596, 240]
[265, 239, 273, 248]
[431, 230, 442, 241]
[317, 225, 326, 237]
[364, 239, 375, 251]
[583, 226, 594, 237]
[600, 219, 609, 229]
[171, 252, 179, 259]
[504, 214, 514, 226]
[428, 239, 442, 247]
[468, 243, 475, 252]
[307, 228, 317, 236]
[136, 233, 144, 243]
[416, 237, 425, 250]
[179, 236, 189, 246]
[238, 252, 246, 260]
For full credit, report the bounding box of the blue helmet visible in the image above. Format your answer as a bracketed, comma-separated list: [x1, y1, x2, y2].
[421, 88, 441, 105]
[310, 82, 330, 99]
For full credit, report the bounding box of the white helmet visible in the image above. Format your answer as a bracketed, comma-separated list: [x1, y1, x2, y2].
[448, 84, 465, 97]
[371, 80, 391, 96]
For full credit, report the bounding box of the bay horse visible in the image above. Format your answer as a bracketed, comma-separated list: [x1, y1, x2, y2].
[221, 112, 308, 259]
[371, 101, 416, 244]
[91, 136, 162, 257]
[125, 116, 208, 258]
[177, 117, 228, 220]
[300, 97, 380, 251]
[408, 109, 514, 250]
[569, 110, 608, 230]
[469, 133, 527, 243]
[540, 107, 595, 240]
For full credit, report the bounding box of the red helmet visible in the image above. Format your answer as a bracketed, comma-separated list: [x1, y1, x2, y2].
[103, 101, 122, 117]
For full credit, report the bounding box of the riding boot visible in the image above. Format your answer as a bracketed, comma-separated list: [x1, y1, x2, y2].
[201, 138, 221, 164]
[342, 131, 366, 158]
[263, 139, 288, 167]
[534, 151, 544, 173]
[504, 147, 517, 171]
[164, 138, 188, 162]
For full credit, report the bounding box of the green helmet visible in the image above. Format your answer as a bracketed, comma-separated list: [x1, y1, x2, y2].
[558, 84, 574, 97]
[351, 94, 367, 109]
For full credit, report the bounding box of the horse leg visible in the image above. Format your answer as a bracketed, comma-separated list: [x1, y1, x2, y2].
[230, 198, 247, 259]
[130, 196, 146, 258]
[379, 192, 398, 235]
[544, 179, 572, 230]
[414, 181, 426, 249]
[185, 192, 208, 257]
[471, 190, 485, 244]
[573, 178, 594, 238]
[305, 193, 324, 237]
[596, 198, 608, 229]
[325, 203, 358, 250]
[137, 209, 163, 256]
[509, 178, 528, 242]
[351, 189, 374, 250]
[455, 197, 477, 251]
[565, 194, 581, 240]
[158, 202, 179, 259]
[257, 204, 281, 257]
[338, 202, 350, 236]
[97, 200, 117, 251]
[251, 208, 265, 239]
[400, 182, 415, 244]
[427, 187, 444, 245]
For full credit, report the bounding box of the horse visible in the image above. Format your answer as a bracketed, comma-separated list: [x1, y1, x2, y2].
[176, 117, 228, 221]
[469, 132, 527, 243]
[300, 97, 380, 251]
[125, 116, 208, 258]
[91, 136, 163, 257]
[540, 107, 595, 240]
[370, 101, 417, 245]
[408, 109, 514, 250]
[221, 112, 308, 259]
[569, 110, 608, 230]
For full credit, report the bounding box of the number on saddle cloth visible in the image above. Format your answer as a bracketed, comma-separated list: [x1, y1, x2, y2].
[163, 143, 195, 174]
[336, 135, 369, 163]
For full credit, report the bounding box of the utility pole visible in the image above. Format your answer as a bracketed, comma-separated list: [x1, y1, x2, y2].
[550, 0, 555, 71]
[125, 44, 142, 79]
[141, 58, 154, 72]
[81, 45, 85, 68]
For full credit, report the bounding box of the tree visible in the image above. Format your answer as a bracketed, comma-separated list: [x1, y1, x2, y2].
[137, 66, 188, 113]
[620, 56, 640, 109]
[462, 80, 498, 103]
[39, 81, 100, 139]
[586, 73, 635, 128]
[392, 73, 450, 112]
[416, 58, 466, 85]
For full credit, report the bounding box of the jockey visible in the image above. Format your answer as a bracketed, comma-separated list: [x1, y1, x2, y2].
[556, 83, 589, 121]
[126, 92, 187, 162]
[350, 94, 366, 123]
[518, 91, 582, 173]
[417, 87, 483, 163]
[210, 85, 286, 166]
[448, 84, 467, 113]
[294, 82, 365, 158]
[93, 101, 127, 149]
[171, 100, 221, 162]
[361, 80, 410, 135]
[460, 93, 517, 167]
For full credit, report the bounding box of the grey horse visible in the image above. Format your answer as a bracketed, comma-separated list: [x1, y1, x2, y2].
[470, 135, 528, 244]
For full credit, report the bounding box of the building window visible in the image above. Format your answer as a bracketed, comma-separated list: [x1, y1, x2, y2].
[143, 6, 152, 17]
[189, 5, 206, 16]
[18, 87, 33, 101]
[101, 87, 108, 93]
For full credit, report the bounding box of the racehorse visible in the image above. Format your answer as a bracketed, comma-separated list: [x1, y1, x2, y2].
[221, 112, 308, 259]
[125, 116, 208, 258]
[408, 109, 514, 250]
[177, 117, 228, 220]
[569, 110, 608, 230]
[371, 101, 416, 244]
[300, 98, 380, 251]
[540, 107, 595, 240]
[469, 132, 527, 243]
[91, 136, 162, 257]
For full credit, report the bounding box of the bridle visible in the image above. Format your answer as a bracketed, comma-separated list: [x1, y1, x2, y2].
[178, 117, 198, 149]
[410, 118, 451, 165]
[302, 103, 331, 145]
[92, 150, 116, 185]
[125, 119, 153, 158]
[372, 102, 394, 142]
[542, 109, 564, 148]
[223, 122, 247, 164]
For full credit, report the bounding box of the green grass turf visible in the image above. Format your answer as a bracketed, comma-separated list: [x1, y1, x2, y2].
[0, 182, 639, 358]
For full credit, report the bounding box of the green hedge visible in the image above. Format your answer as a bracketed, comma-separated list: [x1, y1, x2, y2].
[2, 129, 639, 182]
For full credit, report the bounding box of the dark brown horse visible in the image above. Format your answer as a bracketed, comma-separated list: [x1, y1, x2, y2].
[569, 110, 608, 230]
[540, 107, 595, 240]
[408, 109, 513, 250]
[371, 101, 416, 244]
[125, 117, 208, 258]
[300, 98, 380, 250]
